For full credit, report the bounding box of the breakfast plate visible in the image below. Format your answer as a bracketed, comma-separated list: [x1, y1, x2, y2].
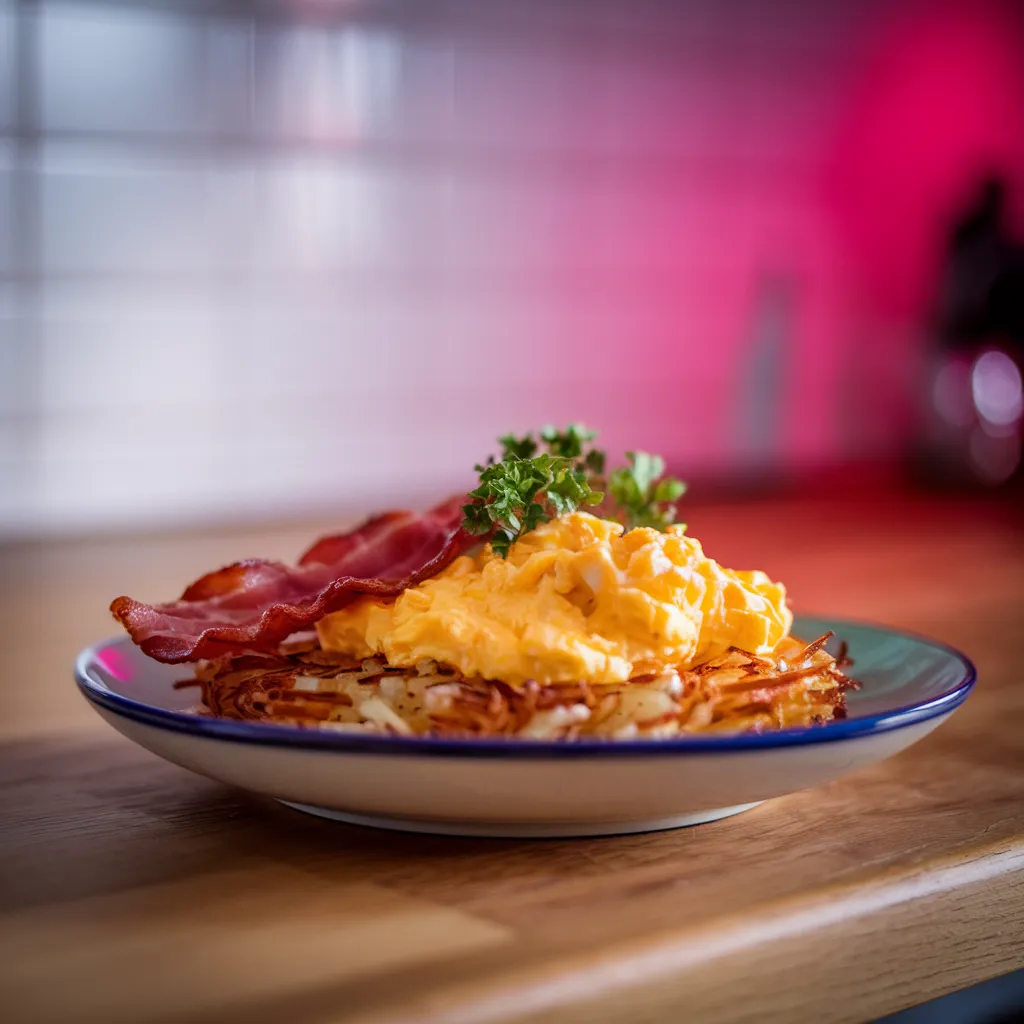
[81, 427, 976, 836]
[76, 616, 974, 837]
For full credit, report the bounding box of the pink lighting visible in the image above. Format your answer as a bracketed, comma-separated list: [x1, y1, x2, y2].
[95, 647, 136, 683]
[826, 1, 1024, 318]
[4, 1, 1024, 534]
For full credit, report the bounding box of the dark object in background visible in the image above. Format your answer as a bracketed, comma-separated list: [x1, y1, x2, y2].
[912, 176, 1024, 490]
[938, 177, 1018, 350]
[989, 252, 1024, 345]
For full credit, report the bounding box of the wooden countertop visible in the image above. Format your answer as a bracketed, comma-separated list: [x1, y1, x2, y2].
[2, 492, 1023, 1024]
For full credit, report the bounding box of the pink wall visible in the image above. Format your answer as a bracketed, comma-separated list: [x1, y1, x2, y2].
[2, 0, 1023, 534]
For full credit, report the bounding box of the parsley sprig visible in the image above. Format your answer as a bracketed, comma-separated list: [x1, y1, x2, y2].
[499, 424, 606, 474]
[463, 425, 685, 556]
[498, 433, 538, 460]
[608, 451, 687, 531]
[462, 452, 603, 558]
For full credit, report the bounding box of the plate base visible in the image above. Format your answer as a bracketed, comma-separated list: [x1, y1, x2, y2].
[278, 801, 763, 837]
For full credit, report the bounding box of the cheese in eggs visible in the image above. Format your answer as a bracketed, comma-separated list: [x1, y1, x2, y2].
[317, 511, 791, 686]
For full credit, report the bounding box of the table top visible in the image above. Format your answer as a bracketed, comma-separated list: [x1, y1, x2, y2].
[2, 491, 1023, 1024]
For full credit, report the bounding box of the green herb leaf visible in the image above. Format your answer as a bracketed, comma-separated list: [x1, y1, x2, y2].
[608, 450, 686, 532]
[583, 448, 606, 475]
[499, 433, 538, 461]
[464, 428, 683, 555]
[462, 450, 603, 557]
[539, 423, 598, 461]
[654, 477, 686, 502]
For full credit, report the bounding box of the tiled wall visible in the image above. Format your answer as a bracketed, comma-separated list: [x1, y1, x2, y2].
[2, 0, 1023, 536]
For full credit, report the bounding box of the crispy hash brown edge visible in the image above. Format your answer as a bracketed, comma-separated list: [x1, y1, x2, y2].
[176, 632, 859, 740]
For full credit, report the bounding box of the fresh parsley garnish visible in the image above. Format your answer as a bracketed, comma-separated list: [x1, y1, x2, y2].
[608, 451, 687, 531]
[462, 453, 603, 557]
[498, 433, 538, 461]
[540, 424, 606, 475]
[463, 426, 685, 556]
[539, 424, 594, 460]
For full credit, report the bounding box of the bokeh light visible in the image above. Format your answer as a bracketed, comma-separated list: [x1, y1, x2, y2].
[933, 356, 976, 428]
[971, 349, 1024, 430]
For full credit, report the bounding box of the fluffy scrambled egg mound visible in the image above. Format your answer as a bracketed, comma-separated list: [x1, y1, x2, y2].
[317, 512, 792, 686]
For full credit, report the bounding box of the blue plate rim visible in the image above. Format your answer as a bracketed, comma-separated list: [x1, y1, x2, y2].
[75, 616, 976, 760]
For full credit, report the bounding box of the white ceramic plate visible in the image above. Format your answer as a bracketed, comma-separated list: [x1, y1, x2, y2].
[76, 617, 975, 837]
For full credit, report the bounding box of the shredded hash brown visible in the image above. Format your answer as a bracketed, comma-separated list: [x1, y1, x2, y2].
[178, 632, 858, 739]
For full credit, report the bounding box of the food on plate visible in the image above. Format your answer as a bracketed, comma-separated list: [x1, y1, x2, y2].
[113, 426, 856, 739]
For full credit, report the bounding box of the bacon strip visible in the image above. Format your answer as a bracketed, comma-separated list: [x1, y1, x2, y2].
[110, 497, 475, 664]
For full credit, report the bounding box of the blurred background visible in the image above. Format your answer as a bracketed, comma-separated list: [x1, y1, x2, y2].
[1, 0, 1023, 538]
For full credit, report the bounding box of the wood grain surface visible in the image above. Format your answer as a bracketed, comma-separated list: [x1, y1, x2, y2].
[2, 492, 1023, 1023]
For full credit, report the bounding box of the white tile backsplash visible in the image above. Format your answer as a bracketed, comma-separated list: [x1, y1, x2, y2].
[253, 23, 403, 143]
[40, 5, 250, 136]
[0, 4, 13, 133]
[2, 0, 1022, 535]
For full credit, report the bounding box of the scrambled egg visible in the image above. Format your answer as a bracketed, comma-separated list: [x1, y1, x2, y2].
[317, 512, 791, 686]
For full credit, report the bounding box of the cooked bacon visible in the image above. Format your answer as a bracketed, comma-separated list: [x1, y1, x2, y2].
[110, 496, 475, 664]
